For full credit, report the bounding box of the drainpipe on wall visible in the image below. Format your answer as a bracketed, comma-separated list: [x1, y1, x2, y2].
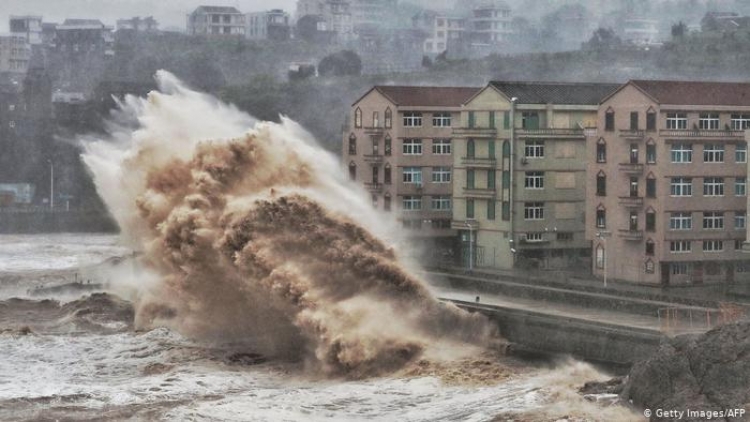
[509, 97, 518, 264]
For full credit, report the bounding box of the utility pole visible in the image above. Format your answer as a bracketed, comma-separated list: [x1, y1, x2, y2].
[48, 160, 54, 210]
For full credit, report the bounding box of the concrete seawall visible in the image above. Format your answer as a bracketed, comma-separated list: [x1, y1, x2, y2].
[0, 210, 118, 233]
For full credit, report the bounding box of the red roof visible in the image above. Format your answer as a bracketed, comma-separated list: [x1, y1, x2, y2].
[630, 80, 750, 106]
[362, 86, 481, 107]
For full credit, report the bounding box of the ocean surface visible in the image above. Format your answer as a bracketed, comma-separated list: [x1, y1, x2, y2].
[0, 234, 639, 422]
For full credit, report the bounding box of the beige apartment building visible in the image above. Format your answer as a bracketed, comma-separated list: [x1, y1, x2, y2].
[344, 86, 479, 262]
[452, 81, 619, 270]
[588, 80, 750, 285]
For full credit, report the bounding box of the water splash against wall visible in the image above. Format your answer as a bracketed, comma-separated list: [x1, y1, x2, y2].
[82, 71, 496, 377]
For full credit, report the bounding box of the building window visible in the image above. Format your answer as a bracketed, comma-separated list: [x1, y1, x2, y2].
[699, 113, 719, 130]
[431, 167, 451, 183]
[596, 208, 606, 228]
[467, 139, 475, 158]
[670, 143, 692, 163]
[735, 212, 746, 229]
[354, 107, 362, 128]
[372, 111, 380, 128]
[703, 212, 724, 229]
[605, 110, 614, 131]
[646, 142, 656, 164]
[372, 165, 379, 183]
[596, 245, 605, 268]
[646, 110, 656, 131]
[403, 112, 422, 127]
[384, 163, 392, 184]
[736, 177, 746, 196]
[596, 139, 606, 163]
[737, 142, 747, 163]
[703, 177, 724, 196]
[466, 199, 474, 218]
[671, 262, 690, 275]
[431, 196, 451, 210]
[630, 111, 639, 130]
[731, 113, 750, 130]
[736, 240, 745, 250]
[670, 212, 692, 230]
[524, 140, 544, 158]
[703, 240, 724, 252]
[670, 177, 692, 196]
[596, 172, 606, 196]
[384, 135, 392, 156]
[348, 162, 356, 181]
[646, 239, 655, 256]
[646, 176, 656, 198]
[487, 169, 496, 189]
[402, 195, 422, 211]
[524, 202, 544, 220]
[487, 200, 495, 220]
[703, 144, 724, 163]
[646, 210, 656, 232]
[432, 139, 451, 154]
[9, 120, 16, 128]
[630, 177, 639, 197]
[670, 240, 691, 253]
[402, 167, 422, 184]
[402, 139, 422, 155]
[466, 169, 475, 189]
[666, 112, 687, 129]
[645, 259, 655, 273]
[384, 194, 391, 211]
[524, 171, 544, 189]
[348, 133, 357, 155]
[557, 232, 573, 241]
[521, 112, 539, 129]
[372, 194, 378, 208]
[384, 107, 392, 128]
[432, 112, 451, 127]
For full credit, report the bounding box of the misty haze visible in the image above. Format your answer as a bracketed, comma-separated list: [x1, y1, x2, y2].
[0, 1, 749, 421]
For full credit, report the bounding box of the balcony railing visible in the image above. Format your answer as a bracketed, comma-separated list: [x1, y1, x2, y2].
[618, 162, 644, 175]
[463, 187, 496, 198]
[619, 129, 645, 139]
[362, 154, 384, 164]
[364, 182, 383, 193]
[452, 127, 498, 137]
[618, 229, 643, 241]
[461, 157, 497, 168]
[618, 196, 644, 208]
[363, 126, 385, 135]
[516, 128, 585, 138]
[659, 129, 744, 139]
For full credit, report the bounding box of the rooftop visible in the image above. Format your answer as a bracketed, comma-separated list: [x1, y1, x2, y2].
[365, 86, 481, 107]
[195, 6, 243, 14]
[489, 81, 621, 105]
[629, 80, 750, 106]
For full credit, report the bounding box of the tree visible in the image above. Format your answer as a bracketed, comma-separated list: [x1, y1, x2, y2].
[318, 50, 362, 76]
[583, 27, 622, 50]
[672, 21, 687, 38]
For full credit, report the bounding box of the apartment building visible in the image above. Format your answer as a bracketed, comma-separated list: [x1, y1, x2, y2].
[296, 0, 354, 42]
[452, 81, 619, 270]
[469, 0, 513, 46]
[587, 80, 750, 285]
[412, 11, 466, 55]
[246, 9, 291, 41]
[0, 34, 31, 74]
[9, 16, 43, 45]
[187, 6, 245, 37]
[345, 85, 479, 262]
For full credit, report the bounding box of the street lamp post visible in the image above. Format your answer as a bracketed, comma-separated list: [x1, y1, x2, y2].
[47, 160, 54, 210]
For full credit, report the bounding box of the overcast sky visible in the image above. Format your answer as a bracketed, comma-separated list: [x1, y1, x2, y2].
[1, 0, 297, 30]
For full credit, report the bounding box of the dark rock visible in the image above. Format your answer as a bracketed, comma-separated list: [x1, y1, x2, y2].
[620, 320, 750, 422]
[579, 376, 626, 395]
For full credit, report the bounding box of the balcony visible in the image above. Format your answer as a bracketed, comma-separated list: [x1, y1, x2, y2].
[618, 162, 644, 175]
[363, 126, 385, 136]
[619, 129, 645, 140]
[618, 229, 643, 241]
[659, 129, 744, 140]
[618, 196, 644, 208]
[461, 157, 497, 168]
[451, 219, 479, 230]
[516, 128, 585, 139]
[463, 187, 496, 198]
[362, 154, 384, 164]
[452, 127, 497, 137]
[364, 182, 383, 193]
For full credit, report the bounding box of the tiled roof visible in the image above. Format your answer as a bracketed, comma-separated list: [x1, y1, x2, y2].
[372, 86, 480, 107]
[196, 6, 242, 14]
[630, 80, 750, 106]
[489, 81, 621, 105]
